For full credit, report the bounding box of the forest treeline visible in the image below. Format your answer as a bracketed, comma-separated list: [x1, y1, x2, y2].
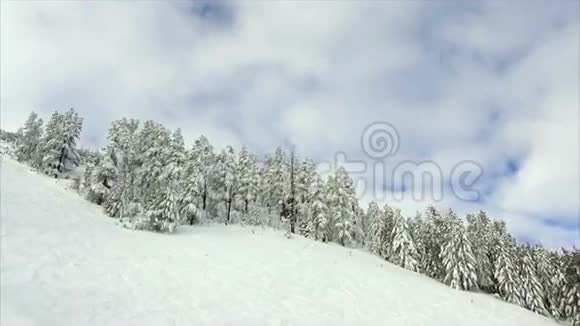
[5, 110, 579, 325]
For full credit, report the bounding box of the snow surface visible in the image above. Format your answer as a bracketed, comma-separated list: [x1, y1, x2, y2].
[0, 157, 558, 326]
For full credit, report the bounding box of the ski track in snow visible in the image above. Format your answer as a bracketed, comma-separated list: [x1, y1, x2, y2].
[0, 157, 559, 326]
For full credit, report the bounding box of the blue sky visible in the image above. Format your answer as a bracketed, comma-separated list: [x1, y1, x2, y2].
[1, 1, 578, 248]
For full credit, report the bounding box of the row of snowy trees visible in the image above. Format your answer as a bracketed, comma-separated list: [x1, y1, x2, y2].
[77, 116, 363, 239]
[364, 205, 579, 323]
[15, 109, 83, 177]
[9, 112, 580, 325]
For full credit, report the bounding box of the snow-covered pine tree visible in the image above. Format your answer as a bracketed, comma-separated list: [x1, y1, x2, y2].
[351, 205, 366, 247]
[494, 233, 522, 305]
[546, 252, 570, 319]
[440, 211, 478, 291]
[39, 111, 64, 177]
[562, 248, 580, 324]
[59, 108, 83, 172]
[164, 128, 185, 183]
[296, 159, 317, 204]
[487, 219, 509, 281]
[15, 111, 44, 165]
[466, 211, 494, 291]
[389, 209, 418, 271]
[138, 121, 172, 201]
[365, 201, 383, 253]
[568, 282, 580, 326]
[214, 146, 237, 224]
[80, 149, 102, 193]
[39, 109, 83, 177]
[180, 172, 200, 225]
[422, 206, 449, 280]
[87, 158, 116, 205]
[356, 204, 370, 248]
[408, 212, 427, 274]
[306, 175, 329, 241]
[103, 118, 140, 217]
[137, 125, 183, 229]
[224, 146, 238, 223]
[106, 177, 129, 218]
[145, 183, 180, 232]
[532, 246, 565, 318]
[297, 199, 311, 237]
[518, 245, 547, 314]
[260, 147, 288, 221]
[325, 167, 356, 246]
[136, 123, 188, 231]
[179, 137, 203, 225]
[379, 205, 396, 258]
[247, 161, 261, 213]
[163, 129, 187, 221]
[284, 147, 299, 233]
[82, 161, 95, 193]
[324, 172, 340, 242]
[188, 135, 215, 212]
[296, 159, 318, 235]
[237, 146, 257, 215]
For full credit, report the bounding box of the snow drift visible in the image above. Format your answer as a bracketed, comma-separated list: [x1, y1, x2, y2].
[0, 157, 558, 325]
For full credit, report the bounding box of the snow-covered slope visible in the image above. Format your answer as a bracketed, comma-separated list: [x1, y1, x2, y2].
[0, 157, 558, 326]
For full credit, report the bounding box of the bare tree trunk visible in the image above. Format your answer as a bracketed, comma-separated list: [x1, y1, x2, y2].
[289, 147, 297, 234]
[225, 188, 234, 225]
[202, 180, 207, 211]
[280, 202, 285, 224]
[57, 145, 66, 175]
[226, 200, 231, 225]
[226, 201, 232, 225]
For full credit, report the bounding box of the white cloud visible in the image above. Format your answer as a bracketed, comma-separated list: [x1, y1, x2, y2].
[491, 21, 579, 223]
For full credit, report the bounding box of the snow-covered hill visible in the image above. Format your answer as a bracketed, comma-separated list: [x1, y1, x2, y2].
[0, 157, 558, 326]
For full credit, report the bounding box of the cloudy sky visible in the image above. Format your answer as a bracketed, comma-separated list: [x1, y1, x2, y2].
[1, 1, 578, 248]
